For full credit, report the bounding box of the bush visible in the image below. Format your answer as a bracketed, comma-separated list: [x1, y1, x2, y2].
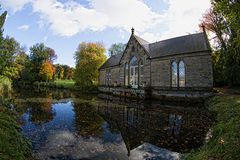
[0, 76, 12, 101]
[0, 107, 32, 160]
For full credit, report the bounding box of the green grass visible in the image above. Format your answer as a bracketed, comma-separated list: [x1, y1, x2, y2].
[54, 79, 75, 89]
[0, 107, 32, 160]
[185, 95, 240, 160]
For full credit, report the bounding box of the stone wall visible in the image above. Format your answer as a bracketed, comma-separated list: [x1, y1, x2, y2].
[150, 52, 213, 88]
[119, 35, 151, 87]
[99, 66, 120, 86]
[99, 69, 106, 85]
[98, 86, 146, 99]
[185, 53, 213, 88]
[110, 66, 120, 85]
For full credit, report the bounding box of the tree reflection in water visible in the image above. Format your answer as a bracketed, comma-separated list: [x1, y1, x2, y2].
[73, 101, 104, 137]
[12, 90, 213, 159]
[28, 100, 55, 124]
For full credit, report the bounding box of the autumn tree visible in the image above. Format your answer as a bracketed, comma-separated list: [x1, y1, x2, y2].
[74, 42, 106, 86]
[68, 67, 75, 80]
[39, 60, 55, 82]
[201, 0, 240, 86]
[200, 8, 227, 50]
[29, 43, 57, 81]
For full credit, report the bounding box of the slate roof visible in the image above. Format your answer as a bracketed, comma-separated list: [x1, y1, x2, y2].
[100, 32, 210, 69]
[149, 32, 210, 58]
[99, 53, 123, 70]
[134, 35, 150, 53]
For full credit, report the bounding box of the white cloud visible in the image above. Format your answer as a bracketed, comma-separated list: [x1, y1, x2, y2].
[17, 24, 30, 31]
[35, 130, 129, 159]
[90, 0, 163, 32]
[140, 32, 162, 42]
[0, 0, 32, 13]
[142, 0, 211, 42]
[30, 0, 163, 37]
[32, 0, 109, 36]
[1, 0, 211, 39]
[161, 0, 211, 39]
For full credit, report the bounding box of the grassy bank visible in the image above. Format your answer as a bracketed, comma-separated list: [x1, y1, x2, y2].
[16, 80, 98, 93]
[185, 95, 240, 160]
[54, 79, 75, 89]
[0, 107, 32, 160]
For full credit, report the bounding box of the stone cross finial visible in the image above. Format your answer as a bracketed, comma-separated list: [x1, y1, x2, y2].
[201, 24, 206, 33]
[131, 27, 134, 34]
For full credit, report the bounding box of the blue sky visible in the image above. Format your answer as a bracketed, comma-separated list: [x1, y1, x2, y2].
[0, 0, 211, 67]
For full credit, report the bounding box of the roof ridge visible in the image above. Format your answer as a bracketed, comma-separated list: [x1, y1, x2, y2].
[134, 35, 150, 44]
[149, 32, 204, 46]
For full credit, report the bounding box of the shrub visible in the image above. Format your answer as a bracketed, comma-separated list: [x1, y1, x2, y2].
[0, 76, 12, 101]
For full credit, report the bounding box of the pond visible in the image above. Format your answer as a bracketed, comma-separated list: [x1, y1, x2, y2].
[12, 89, 213, 160]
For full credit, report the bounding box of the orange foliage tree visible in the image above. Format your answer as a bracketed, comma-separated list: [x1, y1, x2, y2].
[39, 60, 55, 81]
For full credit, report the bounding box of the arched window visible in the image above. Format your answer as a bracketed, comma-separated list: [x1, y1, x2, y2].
[179, 61, 185, 87]
[139, 59, 144, 86]
[130, 56, 138, 88]
[130, 56, 138, 66]
[124, 63, 129, 86]
[171, 61, 178, 87]
[105, 70, 111, 86]
[108, 71, 111, 86]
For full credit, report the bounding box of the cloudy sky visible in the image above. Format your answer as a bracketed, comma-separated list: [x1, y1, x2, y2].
[0, 0, 211, 67]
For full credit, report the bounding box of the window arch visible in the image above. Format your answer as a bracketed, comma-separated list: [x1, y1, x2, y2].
[179, 61, 185, 87]
[124, 62, 129, 86]
[171, 60, 186, 88]
[130, 56, 138, 66]
[105, 70, 111, 86]
[139, 59, 144, 85]
[130, 56, 138, 88]
[171, 61, 178, 87]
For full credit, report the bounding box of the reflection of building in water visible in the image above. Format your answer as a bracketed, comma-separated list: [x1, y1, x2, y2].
[96, 98, 213, 154]
[168, 114, 182, 136]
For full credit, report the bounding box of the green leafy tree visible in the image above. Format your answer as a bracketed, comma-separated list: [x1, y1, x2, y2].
[29, 43, 57, 81]
[62, 65, 70, 79]
[68, 67, 75, 80]
[0, 9, 7, 42]
[54, 64, 61, 79]
[108, 43, 126, 56]
[59, 67, 64, 79]
[0, 36, 25, 79]
[201, 1, 240, 86]
[74, 42, 106, 86]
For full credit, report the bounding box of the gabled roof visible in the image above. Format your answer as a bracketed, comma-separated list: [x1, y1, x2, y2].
[99, 53, 123, 70]
[149, 32, 210, 58]
[134, 35, 150, 53]
[100, 32, 211, 69]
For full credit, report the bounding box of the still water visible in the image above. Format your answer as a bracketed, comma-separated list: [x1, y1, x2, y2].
[12, 89, 213, 160]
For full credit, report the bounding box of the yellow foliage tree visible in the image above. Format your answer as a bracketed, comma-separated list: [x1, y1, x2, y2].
[74, 42, 106, 86]
[39, 60, 55, 81]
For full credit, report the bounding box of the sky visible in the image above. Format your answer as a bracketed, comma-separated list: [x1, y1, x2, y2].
[0, 0, 211, 67]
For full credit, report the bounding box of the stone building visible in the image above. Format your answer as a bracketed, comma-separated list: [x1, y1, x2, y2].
[99, 28, 213, 100]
